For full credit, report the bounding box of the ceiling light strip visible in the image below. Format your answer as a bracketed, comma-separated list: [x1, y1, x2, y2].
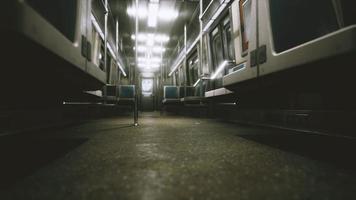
[91, 14, 104, 40]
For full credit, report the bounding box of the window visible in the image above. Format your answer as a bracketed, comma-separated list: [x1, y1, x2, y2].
[91, 24, 103, 68]
[211, 27, 224, 70]
[223, 18, 235, 61]
[99, 43, 105, 71]
[27, 0, 78, 42]
[269, 0, 339, 53]
[174, 71, 179, 86]
[187, 52, 199, 86]
[106, 55, 112, 83]
[179, 66, 185, 86]
[239, 0, 252, 55]
[209, 14, 235, 78]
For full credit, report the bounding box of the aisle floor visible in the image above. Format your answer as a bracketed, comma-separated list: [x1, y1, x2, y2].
[0, 112, 356, 200]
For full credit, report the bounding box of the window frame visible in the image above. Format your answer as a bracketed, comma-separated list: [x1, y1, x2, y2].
[268, 0, 339, 53]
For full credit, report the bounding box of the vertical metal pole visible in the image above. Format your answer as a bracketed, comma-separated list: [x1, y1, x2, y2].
[183, 23, 187, 96]
[116, 18, 119, 54]
[199, 0, 204, 98]
[104, 0, 108, 84]
[134, 0, 139, 126]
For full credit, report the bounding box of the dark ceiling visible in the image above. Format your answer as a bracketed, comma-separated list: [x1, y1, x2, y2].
[109, 0, 199, 68]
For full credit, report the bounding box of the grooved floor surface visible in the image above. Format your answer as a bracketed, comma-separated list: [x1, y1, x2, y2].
[0, 112, 356, 200]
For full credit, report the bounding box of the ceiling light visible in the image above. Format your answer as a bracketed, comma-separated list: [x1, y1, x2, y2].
[138, 63, 160, 68]
[148, 3, 159, 27]
[131, 33, 170, 43]
[155, 35, 170, 43]
[127, 6, 147, 19]
[137, 57, 162, 63]
[147, 39, 154, 46]
[152, 46, 166, 53]
[135, 46, 147, 52]
[158, 10, 178, 21]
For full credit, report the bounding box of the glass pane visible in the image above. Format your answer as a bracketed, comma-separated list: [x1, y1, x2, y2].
[269, 0, 339, 53]
[225, 24, 235, 60]
[179, 66, 185, 86]
[27, 0, 77, 42]
[212, 29, 224, 68]
[188, 53, 199, 86]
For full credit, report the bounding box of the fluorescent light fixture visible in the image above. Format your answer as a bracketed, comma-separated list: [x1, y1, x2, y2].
[148, 3, 159, 27]
[132, 33, 170, 43]
[210, 61, 228, 80]
[142, 72, 155, 77]
[203, 20, 214, 32]
[107, 43, 116, 59]
[91, 14, 104, 40]
[127, 6, 147, 19]
[152, 46, 166, 53]
[158, 10, 178, 21]
[155, 34, 170, 43]
[127, 1, 178, 24]
[147, 40, 154, 46]
[135, 46, 147, 52]
[138, 57, 162, 63]
[135, 45, 165, 53]
[138, 63, 160, 68]
[193, 79, 201, 87]
[117, 61, 127, 77]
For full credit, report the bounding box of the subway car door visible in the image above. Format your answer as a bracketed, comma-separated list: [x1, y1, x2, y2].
[141, 77, 155, 111]
[223, 0, 258, 86]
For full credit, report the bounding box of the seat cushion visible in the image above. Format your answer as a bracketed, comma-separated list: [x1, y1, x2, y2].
[162, 98, 182, 105]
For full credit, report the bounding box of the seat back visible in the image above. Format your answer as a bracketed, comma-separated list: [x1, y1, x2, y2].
[179, 86, 185, 98]
[119, 85, 135, 99]
[163, 86, 179, 99]
[103, 85, 117, 97]
[186, 86, 195, 97]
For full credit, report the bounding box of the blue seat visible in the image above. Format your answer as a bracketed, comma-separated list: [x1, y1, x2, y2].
[118, 85, 135, 104]
[162, 86, 181, 105]
[102, 85, 118, 103]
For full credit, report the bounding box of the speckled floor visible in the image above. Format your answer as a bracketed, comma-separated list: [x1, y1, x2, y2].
[0, 112, 356, 200]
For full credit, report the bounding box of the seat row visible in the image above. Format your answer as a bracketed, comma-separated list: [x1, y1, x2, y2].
[162, 86, 207, 105]
[102, 85, 136, 105]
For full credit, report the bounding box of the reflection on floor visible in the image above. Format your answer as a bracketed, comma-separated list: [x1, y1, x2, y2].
[0, 112, 355, 200]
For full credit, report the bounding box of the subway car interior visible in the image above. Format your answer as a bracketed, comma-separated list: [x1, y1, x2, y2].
[1, 0, 356, 199]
